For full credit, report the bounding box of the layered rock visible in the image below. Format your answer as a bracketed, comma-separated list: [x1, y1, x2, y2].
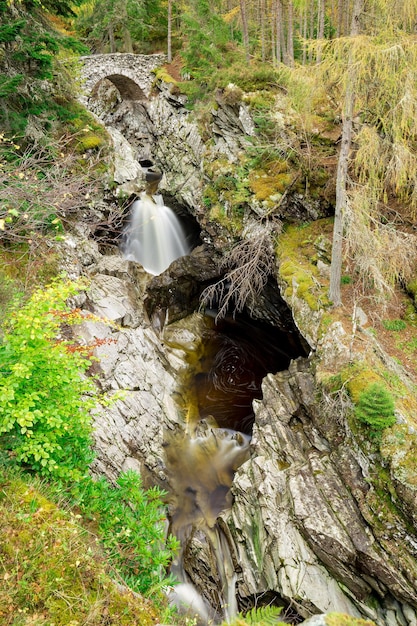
[71, 68, 417, 626]
[228, 360, 417, 623]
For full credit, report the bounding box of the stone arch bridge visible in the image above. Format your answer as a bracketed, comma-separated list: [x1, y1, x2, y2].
[79, 53, 166, 101]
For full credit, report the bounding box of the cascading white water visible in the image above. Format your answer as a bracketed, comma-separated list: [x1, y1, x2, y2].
[123, 192, 190, 275]
[166, 427, 251, 623]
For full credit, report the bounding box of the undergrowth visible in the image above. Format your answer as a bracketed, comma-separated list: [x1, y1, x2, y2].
[0, 466, 169, 626]
[0, 279, 96, 480]
[0, 278, 180, 620]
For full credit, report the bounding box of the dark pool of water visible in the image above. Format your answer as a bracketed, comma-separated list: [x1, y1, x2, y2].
[193, 313, 309, 434]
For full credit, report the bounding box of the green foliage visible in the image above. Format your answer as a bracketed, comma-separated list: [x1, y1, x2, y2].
[382, 319, 407, 331]
[354, 382, 396, 437]
[20, 0, 85, 17]
[0, 2, 90, 138]
[74, 0, 162, 53]
[11, 30, 58, 79]
[181, 0, 231, 76]
[70, 470, 180, 595]
[0, 73, 24, 98]
[222, 605, 283, 625]
[0, 468, 164, 625]
[0, 279, 96, 480]
[0, 19, 26, 43]
[217, 63, 279, 92]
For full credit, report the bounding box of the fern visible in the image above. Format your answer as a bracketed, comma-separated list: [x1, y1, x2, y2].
[224, 605, 283, 626]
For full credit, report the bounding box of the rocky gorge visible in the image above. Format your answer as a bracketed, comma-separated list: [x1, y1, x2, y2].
[62, 60, 417, 626]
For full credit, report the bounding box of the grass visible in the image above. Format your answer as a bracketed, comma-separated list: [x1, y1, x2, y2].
[382, 319, 407, 331]
[0, 465, 166, 626]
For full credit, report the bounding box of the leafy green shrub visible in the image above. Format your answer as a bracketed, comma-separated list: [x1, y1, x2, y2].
[354, 382, 396, 437]
[0, 279, 96, 480]
[382, 319, 407, 331]
[71, 470, 180, 595]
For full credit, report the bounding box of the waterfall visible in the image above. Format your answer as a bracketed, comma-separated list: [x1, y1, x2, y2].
[166, 426, 251, 623]
[122, 192, 190, 275]
[164, 314, 308, 623]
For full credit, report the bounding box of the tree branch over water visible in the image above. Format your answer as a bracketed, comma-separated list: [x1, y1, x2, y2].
[200, 227, 275, 321]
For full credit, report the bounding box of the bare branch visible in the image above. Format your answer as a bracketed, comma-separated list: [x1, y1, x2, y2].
[200, 226, 275, 321]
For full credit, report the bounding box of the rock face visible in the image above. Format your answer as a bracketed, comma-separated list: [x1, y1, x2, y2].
[229, 360, 417, 623]
[70, 243, 417, 626]
[73, 68, 417, 626]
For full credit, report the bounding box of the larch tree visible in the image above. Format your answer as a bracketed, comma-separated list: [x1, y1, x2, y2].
[327, 0, 417, 306]
[328, 0, 363, 306]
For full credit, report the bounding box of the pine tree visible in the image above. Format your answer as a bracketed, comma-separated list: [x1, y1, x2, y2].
[355, 382, 396, 437]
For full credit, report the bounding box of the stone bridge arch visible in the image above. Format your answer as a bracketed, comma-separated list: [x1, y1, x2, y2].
[79, 52, 166, 102]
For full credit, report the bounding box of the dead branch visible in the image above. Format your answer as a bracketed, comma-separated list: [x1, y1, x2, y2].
[200, 226, 275, 321]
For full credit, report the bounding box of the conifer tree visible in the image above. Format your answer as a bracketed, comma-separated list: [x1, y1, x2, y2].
[327, 0, 417, 305]
[355, 382, 396, 437]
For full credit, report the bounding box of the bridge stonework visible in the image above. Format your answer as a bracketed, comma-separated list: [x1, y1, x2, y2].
[80, 53, 166, 101]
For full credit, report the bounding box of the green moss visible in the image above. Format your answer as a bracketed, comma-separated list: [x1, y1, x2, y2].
[277, 221, 333, 312]
[249, 169, 292, 201]
[0, 470, 161, 626]
[406, 278, 417, 305]
[380, 424, 417, 488]
[325, 613, 376, 626]
[243, 90, 276, 111]
[76, 132, 105, 152]
[341, 363, 383, 403]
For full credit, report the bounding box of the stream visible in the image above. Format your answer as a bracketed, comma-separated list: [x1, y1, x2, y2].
[163, 313, 308, 622]
[78, 66, 417, 626]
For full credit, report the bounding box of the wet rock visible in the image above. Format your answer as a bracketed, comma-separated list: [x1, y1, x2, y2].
[228, 359, 417, 621]
[144, 245, 221, 324]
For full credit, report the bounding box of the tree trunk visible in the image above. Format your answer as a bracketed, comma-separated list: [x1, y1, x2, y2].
[328, 82, 353, 306]
[167, 0, 172, 63]
[240, 0, 250, 62]
[120, 0, 133, 53]
[316, 0, 325, 63]
[285, 0, 294, 66]
[350, 0, 363, 35]
[337, 0, 344, 36]
[275, 0, 283, 63]
[302, 5, 307, 64]
[329, 0, 364, 306]
[123, 27, 133, 53]
[109, 24, 116, 53]
[308, 0, 315, 62]
[260, 0, 266, 60]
